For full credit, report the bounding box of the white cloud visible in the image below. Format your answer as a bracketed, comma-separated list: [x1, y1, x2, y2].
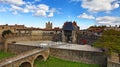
[33, 4, 56, 17]
[0, 0, 56, 17]
[113, 2, 119, 8]
[81, 0, 119, 12]
[11, 5, 30, 13]
[0, 6, 7, 12]
[37, 4, 49, 12]
[10, 3, 56, 17]
[0, 0, 25, 5]
[31, 0, 41, 4]
[11, 5, 23, 11]
[71, 0, 120, 12]
[25, 4, 36, 10]
[48, 12, 54, 17]
[33, 4, 51, 17]
[77, 13, 95, 19]
[49, 8, 56, 13]
[96, 16, 120, 25]
[33, 10, 46, 17]
[23, 8, 29, 13]
[47, 8, 56, 17]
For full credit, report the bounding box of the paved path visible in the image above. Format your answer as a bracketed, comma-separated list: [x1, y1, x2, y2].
[0, 48, 45, 67]
[16, 41, 102, 52]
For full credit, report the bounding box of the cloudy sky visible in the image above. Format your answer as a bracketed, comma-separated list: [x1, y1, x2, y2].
[0, 0, 120, 29]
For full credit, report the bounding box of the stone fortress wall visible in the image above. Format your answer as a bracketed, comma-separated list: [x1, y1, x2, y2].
[0, 43, 106, 67]
[0, 43, 37, 54]
[50, 48, 107, 67]
[0, 42, 120, 67]
[31, 35, 53, 41]
[3, 35, 53, 43]
[8, 43, 38, 54]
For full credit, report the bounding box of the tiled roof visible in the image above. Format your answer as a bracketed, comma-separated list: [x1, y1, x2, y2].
[88, 28, 103, 32]
[53, 27, 61, 31]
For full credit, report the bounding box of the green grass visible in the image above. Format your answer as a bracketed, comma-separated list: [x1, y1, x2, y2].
[0, 51, 14, 60]
[34, 56, 100, 67]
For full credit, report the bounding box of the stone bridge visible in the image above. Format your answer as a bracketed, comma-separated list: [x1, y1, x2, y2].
[0, 48, 50, 67]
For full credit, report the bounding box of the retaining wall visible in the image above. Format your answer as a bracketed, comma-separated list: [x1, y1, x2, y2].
[50, 48, 107, 67]
[7, 43, 38, 54]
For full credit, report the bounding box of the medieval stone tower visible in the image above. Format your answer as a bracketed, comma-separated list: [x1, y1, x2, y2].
[62, 21, 79, 43]
[46, 21, 52, 29]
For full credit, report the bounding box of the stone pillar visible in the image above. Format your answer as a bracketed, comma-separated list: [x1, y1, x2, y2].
[72, 31, 76, 43]
[31, 61, 34, 67]
[62, 31, 65, 42]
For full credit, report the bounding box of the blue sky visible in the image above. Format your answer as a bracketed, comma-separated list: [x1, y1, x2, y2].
[0, 0, 120, 29]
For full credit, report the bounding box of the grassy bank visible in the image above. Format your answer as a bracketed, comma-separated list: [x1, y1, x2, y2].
[34, 56, 100, 67]
[0, 51, 14, 60]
